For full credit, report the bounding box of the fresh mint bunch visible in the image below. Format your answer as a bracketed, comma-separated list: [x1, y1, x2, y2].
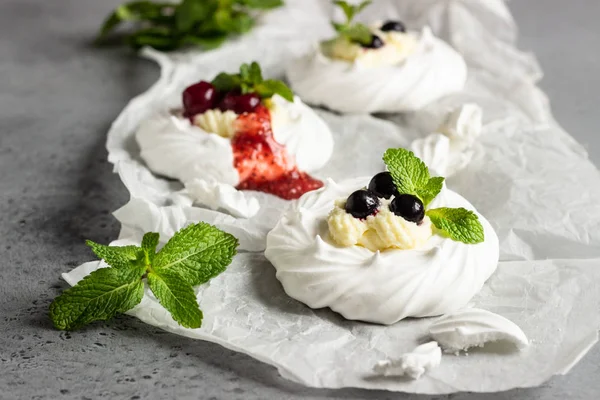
[211, 62, 294, 102]
[97, 0, 284, 51]
[331, 0, 373, 45]
[383, 148, 485, 244]
[49, 223, 239, 331]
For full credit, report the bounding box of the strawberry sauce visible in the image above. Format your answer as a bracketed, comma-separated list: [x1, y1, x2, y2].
[231, 105, 323, 200]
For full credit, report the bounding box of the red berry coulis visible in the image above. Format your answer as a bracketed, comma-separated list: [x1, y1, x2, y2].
[231, 105, 323, 200]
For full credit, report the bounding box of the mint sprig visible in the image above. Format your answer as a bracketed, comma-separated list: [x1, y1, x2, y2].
[97, 0, 283, 51]
[49, 223, 239, 331]
[211, 62, 294, 102]
[426, 208, 484, 244]
[382, 148, 484, 244]
[331, 1, 372, 45]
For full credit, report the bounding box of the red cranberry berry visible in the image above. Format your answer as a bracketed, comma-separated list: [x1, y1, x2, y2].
[217, 90, 240, 112]
[368, 172, 398, 199]
[182, 81, 217, 118]
[389, 194, 424, 223]
[345, 189, 380, 219]
[233, 93, 261, 114]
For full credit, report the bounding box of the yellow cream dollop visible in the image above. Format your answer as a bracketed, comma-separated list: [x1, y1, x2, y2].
[193, 109, 238, 138]
[327, 198, 432, 251]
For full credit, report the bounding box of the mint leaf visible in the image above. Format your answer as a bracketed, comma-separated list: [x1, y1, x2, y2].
[211, 72, 242, 92]
[333, 1, 371, 23]
[248, 61, 263, 84]
[383, 148, 430, 196]
[147, 269, 203, 329]
[416, 177, 445, 207]
[229, 12, 255, 34]
[240, 63, 251, 82]
[184, 33, 228, 50]
[426, 207, 485, 244]
[141, 232, 159, 266]
[86, 241, 141, 269]
[176, 0, 214, 32]
[154, 222, 239, 286]
[255, 79, 294, 102]
[98, 0, 282, 51]
[49, 267, 144, 331]
[239, 0, 284, 9]
[211, 63, 294, 102]
[334, 1, 356, 22]
[341, 23, 372, 45]
[128, 27, 178, 51]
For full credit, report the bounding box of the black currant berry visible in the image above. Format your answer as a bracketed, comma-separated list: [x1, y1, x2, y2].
[380, 20, 406, 33]
[390, 194, 424, 223]
[362, 34, 384, 49]
[368, 172, 398, 199]
[345, 190, 380, 219]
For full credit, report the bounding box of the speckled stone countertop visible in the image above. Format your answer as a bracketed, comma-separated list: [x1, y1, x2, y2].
[2, 0, 599, 399]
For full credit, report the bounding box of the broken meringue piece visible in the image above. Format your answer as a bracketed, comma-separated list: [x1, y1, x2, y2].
[429, 308, 529, 353]
[411, 103, 482, 177]
[374, 341, 442, 380]
[185, 178, 260, 219]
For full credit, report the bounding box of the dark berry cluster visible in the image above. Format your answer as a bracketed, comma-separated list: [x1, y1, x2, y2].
[344, 172, 424, 223]
[183, 81, 261, 118]
[360, 20, 406, 50]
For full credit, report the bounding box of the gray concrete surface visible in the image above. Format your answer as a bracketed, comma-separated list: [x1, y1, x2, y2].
[1, 0, 599, 399]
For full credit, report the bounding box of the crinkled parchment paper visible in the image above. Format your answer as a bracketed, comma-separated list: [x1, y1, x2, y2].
[63, 0, 600, 394]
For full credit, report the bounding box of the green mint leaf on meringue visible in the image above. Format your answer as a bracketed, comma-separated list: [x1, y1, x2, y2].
[426, 207, 485, 244]
[331, 1, 373, 45]
[383, 148, 430, 196]
[341, 24, 372, 45]
[147, 269, 203, 329]
[50, 223, 239, 331]
[334, 0, 371, 24]
[416, 176, 445, 207]
[211, 62, 294, 102]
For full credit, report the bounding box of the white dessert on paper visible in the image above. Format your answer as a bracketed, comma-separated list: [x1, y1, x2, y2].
[287, 27, 467, 113]
[136, 95, 333, 185]
[411, 104, 483, 177]
[265, 177, 499, 325]
[374, 341, 442, 380]
[136, 93, 333, 218]
[429, 308, 529, 352]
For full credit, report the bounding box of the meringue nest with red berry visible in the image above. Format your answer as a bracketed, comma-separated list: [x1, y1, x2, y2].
[135, 62, 334, 218]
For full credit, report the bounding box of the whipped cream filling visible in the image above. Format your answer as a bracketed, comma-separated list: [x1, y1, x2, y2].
[411, 104, 483, 177]
[322, 29, 418, 68]
[327, 198, 432, 251]
[374, 341, 442, 380]
[287, 27, 467, 113]
[136, 95, 334, 213]
[265, 177, 499, 325]
[193, 109, 238, 138]
[429, 308, 529, 353]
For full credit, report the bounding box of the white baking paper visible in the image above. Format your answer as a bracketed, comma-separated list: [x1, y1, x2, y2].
[63, 0, 600, 394]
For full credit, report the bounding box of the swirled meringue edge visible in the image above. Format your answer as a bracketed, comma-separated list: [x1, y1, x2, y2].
[286, 27, 467, 114]
[411, 103, 483, 177]
[265, 177, 499, 325]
